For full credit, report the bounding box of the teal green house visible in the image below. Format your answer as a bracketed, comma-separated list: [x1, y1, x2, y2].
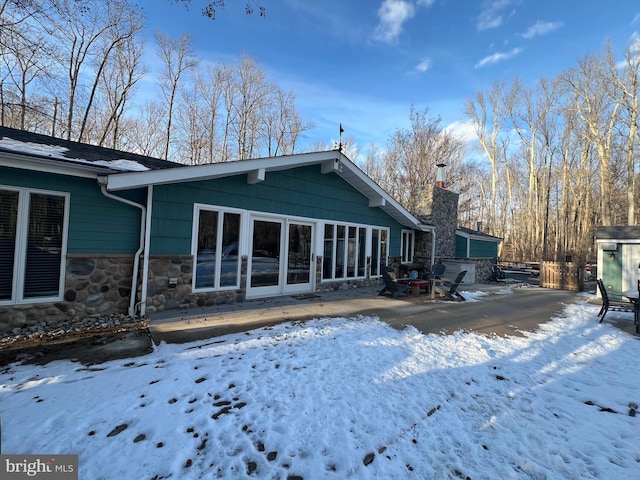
[455, 226, 502, 259]
[0, 127, 435, 334]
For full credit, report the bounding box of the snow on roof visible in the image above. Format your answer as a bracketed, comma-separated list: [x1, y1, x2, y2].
[0, 137, 69, 159]
[94, 159, 150, 172]
[0, 137, 150, 171]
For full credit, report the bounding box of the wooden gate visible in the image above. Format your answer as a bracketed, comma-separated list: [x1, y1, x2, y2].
[540, 261, 584, 291]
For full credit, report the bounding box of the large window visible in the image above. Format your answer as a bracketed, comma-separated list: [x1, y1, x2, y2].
[0, 187, 68, 304]
[194, 207, 241, 290]
[322, 223, 384, 280]
[371, 227, 388, 277]
[401, 230, 415, 264]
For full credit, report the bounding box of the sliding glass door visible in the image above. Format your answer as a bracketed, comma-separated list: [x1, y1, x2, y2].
[247, 216, 314, 298]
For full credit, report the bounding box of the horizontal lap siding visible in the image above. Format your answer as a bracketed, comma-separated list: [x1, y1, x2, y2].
[150, 165, 404, 255]
[2, 166, 143, 254]
[469, 239, 498, 258]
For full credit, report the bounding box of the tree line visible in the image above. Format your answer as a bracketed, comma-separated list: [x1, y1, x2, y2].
[2, 0, 638, 263]
[0, 0, 311, 163]
[363, 39, 640, 263]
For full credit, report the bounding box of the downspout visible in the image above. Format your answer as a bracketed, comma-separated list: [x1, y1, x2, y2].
[140, 185, 154, 317]
[98, 177, 146, 317]
[417, 224, 437, 266]
[430, 227, 437, 266]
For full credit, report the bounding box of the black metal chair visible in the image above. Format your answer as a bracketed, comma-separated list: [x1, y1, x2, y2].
[378, 266, 409, 298]
[436, 270, 467, 301]
[596, 278, 634, 323]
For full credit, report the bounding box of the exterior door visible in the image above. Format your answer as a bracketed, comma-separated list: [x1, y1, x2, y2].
[622, 244, 640, 292]
[284, 221, 314, 294]
[247, 217, 314, 298]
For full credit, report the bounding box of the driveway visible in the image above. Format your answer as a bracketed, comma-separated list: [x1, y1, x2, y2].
[0, 284, 603, 366]
[377, 287, 580, 337]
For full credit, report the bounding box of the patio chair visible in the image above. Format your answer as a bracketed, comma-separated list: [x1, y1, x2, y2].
[596, 278, 634, 323]
[378, 266, 410, 298]
[430, 263, 446, 279]
[435, 270, 467, 301]
[489, 264, 506, 282]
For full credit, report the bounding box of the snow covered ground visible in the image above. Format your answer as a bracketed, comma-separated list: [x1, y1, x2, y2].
[1, 293, 639, 479]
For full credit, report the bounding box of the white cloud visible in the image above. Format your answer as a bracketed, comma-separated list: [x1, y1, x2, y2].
[415, 58, 433, 72]
[474, 47, 523, 68]
[477, 0, 516, 31]
[445, 120, 478, 144]
[632, 13, 640, 25]
[373, 0, 437, 44]
[521, 20, 563, 39]
[374, 0, 416, 43]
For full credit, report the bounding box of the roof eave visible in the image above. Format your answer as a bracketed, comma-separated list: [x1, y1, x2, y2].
[0, 150, 111, 178]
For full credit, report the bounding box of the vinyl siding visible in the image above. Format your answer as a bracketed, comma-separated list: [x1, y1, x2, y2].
[149, 165, 405, 255]
[1, 166, 143, 254]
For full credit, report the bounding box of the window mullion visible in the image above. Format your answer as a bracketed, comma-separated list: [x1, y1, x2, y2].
[215, 212, 224, 289]
[14, 190, 29, 301]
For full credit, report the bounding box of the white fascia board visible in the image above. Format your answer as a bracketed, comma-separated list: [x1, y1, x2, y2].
[1, 151, 109, 179]
[337, 153, 422, 229]
[106, 150, 342, 191]
[456, 229, 502, 243]
[597, 238, 640, 244]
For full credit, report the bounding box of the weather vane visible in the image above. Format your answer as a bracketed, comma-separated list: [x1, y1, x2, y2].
[338, 123, 344, 152]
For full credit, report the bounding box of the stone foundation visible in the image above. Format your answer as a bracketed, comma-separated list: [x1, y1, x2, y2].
[145, 256, 244, 313]
[0, 254, 136, 337]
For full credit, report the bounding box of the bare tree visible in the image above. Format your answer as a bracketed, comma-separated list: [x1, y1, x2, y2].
[0, 23, 49, 129]
[614, 38, 640, 225]
[171, 0, 265, 20]
[75, 0, 143, 142]
[123, 100, 166, 158]
[560, 44, 621, 226]
[97, 32, 146, 148]
[464, 80, 514, 236]
[194, 64, 223, 162]
[155, 30, 198, 160]
[383, 106, 465, 212]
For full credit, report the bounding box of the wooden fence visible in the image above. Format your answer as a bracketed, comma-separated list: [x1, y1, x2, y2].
[540, 261, 584, 291]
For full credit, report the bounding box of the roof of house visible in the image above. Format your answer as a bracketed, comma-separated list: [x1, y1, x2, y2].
[456, 226, 503, 242]
[0, 126, 180, 176]
[0, 127, 429, 231]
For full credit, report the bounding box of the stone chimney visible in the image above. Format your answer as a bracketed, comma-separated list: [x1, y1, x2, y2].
[414, 164, 459, 258]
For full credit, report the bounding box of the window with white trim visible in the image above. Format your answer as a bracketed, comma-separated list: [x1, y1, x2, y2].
[401, 230, 415, 263]
[0, 187, 68, 304]
[322, 223, 387, 280]
[193, 206, 241, 290]
[370, 227, 388, 277]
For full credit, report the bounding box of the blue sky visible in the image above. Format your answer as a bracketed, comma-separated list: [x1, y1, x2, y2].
[139, 0, 640, 154]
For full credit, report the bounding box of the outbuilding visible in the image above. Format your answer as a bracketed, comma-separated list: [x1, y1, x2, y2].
[594, 226, 640, 299]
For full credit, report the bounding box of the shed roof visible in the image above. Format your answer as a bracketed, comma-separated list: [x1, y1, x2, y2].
[595, 226, 640, 241]
[456, 226, 503, 242]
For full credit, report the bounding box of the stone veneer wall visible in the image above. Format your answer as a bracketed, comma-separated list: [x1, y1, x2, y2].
[474, 258, 496, 283]
[145, 256, 245, 313]
[313, 255, 382, 292]
[145, 253, 387, 313]
[0, 254, 135, 336]
[415, 185, 459, 258]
